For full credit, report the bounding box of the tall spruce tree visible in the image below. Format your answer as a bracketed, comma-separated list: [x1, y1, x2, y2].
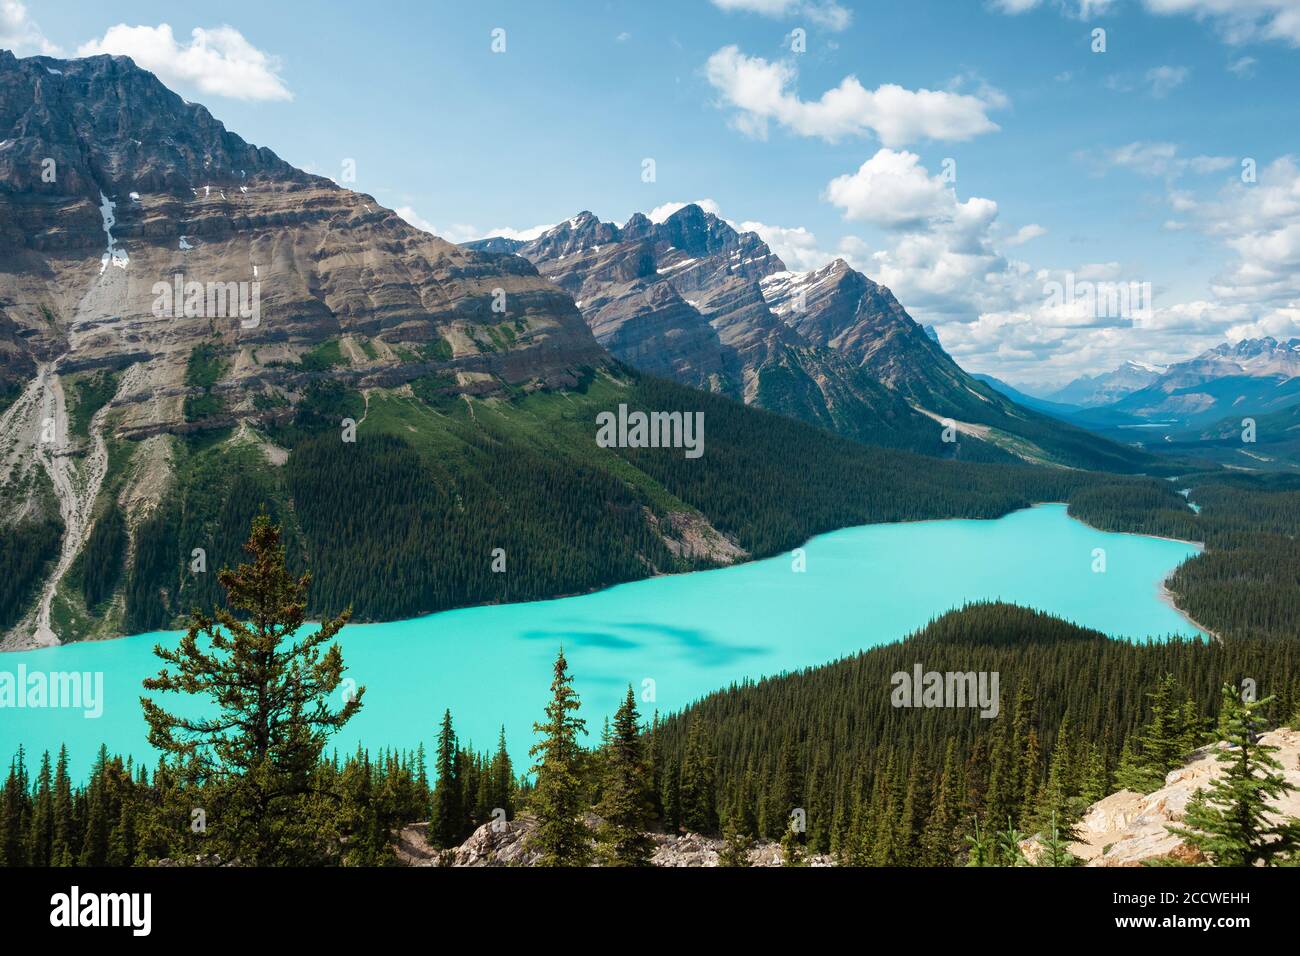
[51, 746, 74, 867]
[595, 686, 654, 866]
[430, 709, 462, 848]
[921, 740, 961, 865]
[772, 737, 804, 836]
[528, 648, 591, 865]
[489, 725, 514, 821]
[140, 513, 364, 865]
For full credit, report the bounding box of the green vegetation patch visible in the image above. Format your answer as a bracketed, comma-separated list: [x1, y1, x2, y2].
[419, 337, 453, 362]
[68, 370, 119, 441]
[185, 342, 227, 389]
[299, 339, 346, 371]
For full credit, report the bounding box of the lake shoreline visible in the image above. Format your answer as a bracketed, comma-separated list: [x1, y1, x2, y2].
[0, 503, 1205, 783]
[1062, 506, 1215, 642]
[2, 500, 1213, 654]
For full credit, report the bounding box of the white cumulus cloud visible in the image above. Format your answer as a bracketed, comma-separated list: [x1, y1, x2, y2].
[1, 1, 60, 55]
[1143, 0, 1300, 46]
[77, 24, 292, 102]
[703, 46, 1003, 146]
[824, 149, 974, 228]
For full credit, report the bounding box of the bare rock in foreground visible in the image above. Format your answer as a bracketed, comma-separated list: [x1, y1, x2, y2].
[1068, 727, 1300, 866]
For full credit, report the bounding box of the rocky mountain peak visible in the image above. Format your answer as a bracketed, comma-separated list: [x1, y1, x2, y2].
[0, 51, 306, 198]
[1208, 336, 1300, 359]
[518, 209, 620, 260]
[621, 211, 652, 239]
[1182, 336, 1300, 377]
[653, 203, 744, 260]
[474, 201, 1153, 469]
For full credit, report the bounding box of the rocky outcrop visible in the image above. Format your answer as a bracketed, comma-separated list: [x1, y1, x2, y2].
[397, 815, 830, 867]
[1059, 727, 1300, 866]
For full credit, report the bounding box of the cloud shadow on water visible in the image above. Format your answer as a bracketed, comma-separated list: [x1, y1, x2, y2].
[519, 620, 770, 668]
[519, 630, 641, 651]
[610, 621, 768, 667]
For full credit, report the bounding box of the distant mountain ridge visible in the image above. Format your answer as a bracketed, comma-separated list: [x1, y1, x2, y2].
[1091, 337, 1300, 428]
[1048, 360, 1168, 408]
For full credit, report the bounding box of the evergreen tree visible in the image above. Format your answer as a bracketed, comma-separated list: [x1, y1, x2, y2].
[528, 648, 591, 866]
[921, 741, 961, 866]
[430, 710, 462, 848]
[780, 822, 806, 866]
[661, 762, 681, 833]
[488, 726, 514, 821]
[1116, 675, 1200, 795]
[1113, 734, 1160, 794]
[897, 753, 928, 866]
[982, 728, 1014, 831]
[964, 817, 995, 867]
[1169, 685, 1300, 866]
[78, 746, 111, 867]
[1036, 812, 1079, 867]
[679, 719, 717, 833]
[28, 751, 52, 867]
[1141, 675, 1188, 773]
[51, 746, 74, 867]
[719, 825, 754, 867]
[772, 737, 804, 834]
[995, 819, 1028, 867]
[140, 513, 364, 865]
[1, 747, 29, 867]
[596, 687, 654, 866]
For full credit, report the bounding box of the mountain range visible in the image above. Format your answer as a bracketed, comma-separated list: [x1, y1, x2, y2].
[976, 339, 1300, 470]
[468, 209, 1156, 472]
[1046, 360, 1168, 408]
[1099, 338, 1300, 427]
[0, 50, 1132, 649]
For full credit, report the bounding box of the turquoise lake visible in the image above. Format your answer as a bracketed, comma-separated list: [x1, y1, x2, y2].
[0, 504, 1204, 780]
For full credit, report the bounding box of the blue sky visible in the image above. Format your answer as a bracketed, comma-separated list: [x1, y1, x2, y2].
[9, 0, 1300, 387]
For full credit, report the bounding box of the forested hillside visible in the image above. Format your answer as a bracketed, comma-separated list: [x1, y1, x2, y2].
[25, 355, 1292, 641]
[1067, 473, 1300, 641]
[7, 600, 1297, 867]
[62, 367, 1142, 636]
[649, 601, 1300, 862]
